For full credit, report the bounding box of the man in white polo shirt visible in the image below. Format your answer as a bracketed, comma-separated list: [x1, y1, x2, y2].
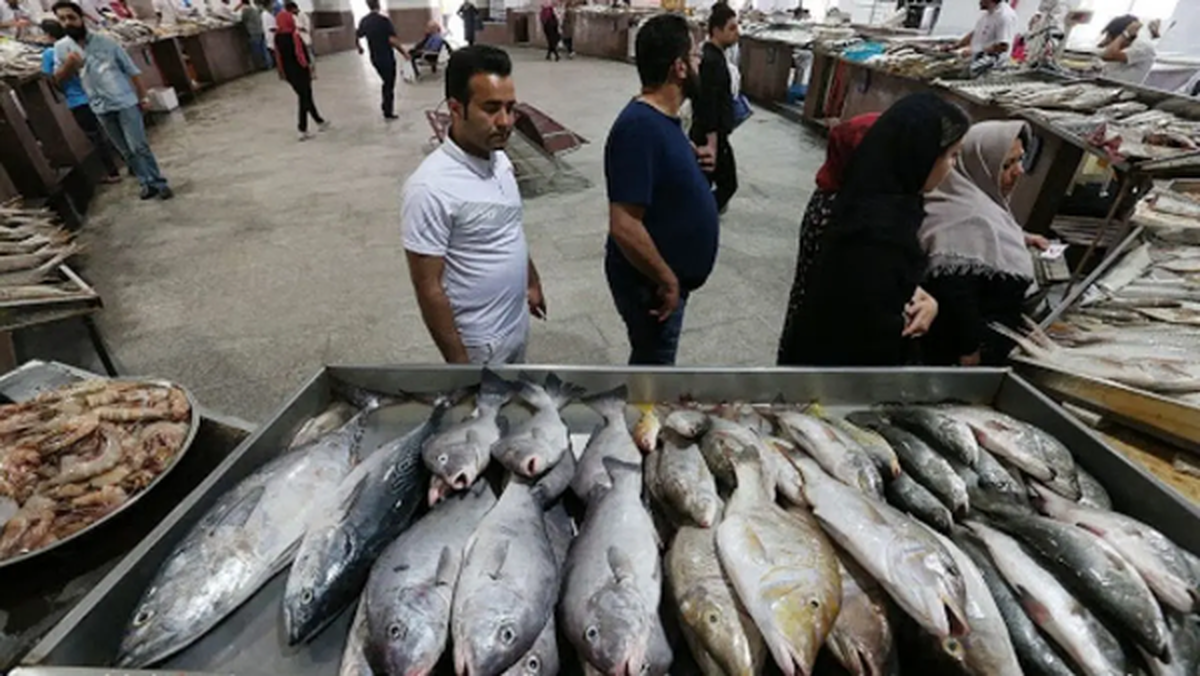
[402, 45, 546, 365]
[946, 0, 1019, 58]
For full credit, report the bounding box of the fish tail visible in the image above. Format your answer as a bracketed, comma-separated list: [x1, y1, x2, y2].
[479, 367, 517, 406]
[987, 321, 1052, 359]
[543, 371, 586, 409]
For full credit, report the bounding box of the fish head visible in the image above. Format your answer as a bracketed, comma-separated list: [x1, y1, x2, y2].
[501, 644, 558, 676]
[284, 529, 355, 645]
[425, 438, 482, 490]
[116, 592, 191, 667]
[664, 410, 709, 438]
[663, 476, 720, 528]
[453, 585, 538, 676]
[575, 580, 651, 675]
[492, 436, 551, 478]
[677, 585, 754, 675]
[367, 585, 452, 676]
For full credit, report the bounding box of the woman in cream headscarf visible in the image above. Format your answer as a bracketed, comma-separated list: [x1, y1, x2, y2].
[919, 120, 1049, 366]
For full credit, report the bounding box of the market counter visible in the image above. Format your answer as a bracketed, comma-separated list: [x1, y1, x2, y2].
[572, 10, 644, 61]
[7, 77, 92, 170]
[123, 41, 166, 91]
[0, 82, 58, 198]
[739, 34, 794, 106]
[180, 24, 254, 85]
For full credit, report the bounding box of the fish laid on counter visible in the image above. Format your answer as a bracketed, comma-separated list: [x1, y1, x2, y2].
[884, 406, 980, 467]
[852, 415, 969, 517]
[807, 403, 901, 478]
[571, 385, 641, 502]
[662, 406, 711, 440]
[1144, 610, 1200, 676]
[717, 453, 841, 676]
[362, 480, 496, 676]
[795, 455, 969, 639]
[885, 472, 954, 532]
[939, 405, 1058, 482]
[502, 503, 574, 676]
[491, 373, 583, 479]
[633, 404, 661, 453]
[285, 397, 452, 645]
[667, 525, 766, 676]
[772, 410, 883, 497]
[561, 458, 670, 676]
[116, 405, 373, 667]
[337, 600, 372, 676]
[289, 401, 357, 449]
[422, 369, 513, 494]
[825, 551, 894, 676]
[1075, 465, 1113, 510]
[701, 416, 805, 505]
[452, 476, 558, 676]
[645, 441, 721, 528]
[967, 521, 1131, 676]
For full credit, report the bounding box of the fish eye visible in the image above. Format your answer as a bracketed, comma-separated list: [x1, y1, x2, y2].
[585, 625, 600, 643]
[437, 453, 449, 465]
[706, 611, 719, 625]
[809, 599, 820, 609]
[133, 609, 154, 626]
[526, 655, 540, 672]
[499, 625, 516, 645]
[301, 589, 314, 604]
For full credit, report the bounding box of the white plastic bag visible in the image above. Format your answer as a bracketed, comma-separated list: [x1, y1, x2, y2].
[401, 59, 416, 83]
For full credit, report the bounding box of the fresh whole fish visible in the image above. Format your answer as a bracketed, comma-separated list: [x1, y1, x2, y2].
[1076, 465, 1113, 510]
[363, 481, 497, 676]
[717, 453, 841, 676]
[921, 524, 1023, 676]
[667, 525, 766, 676]
[571, 385, 641, 502]
[338, 601, 372, 676]
[885, 406, 980, 466]
[772, 410, 883, 497]
[662, 406, 710, 439]
[530, 439, 576, 507]
[1143, 609, 1200, 676]
[808, 403, 901, 478]
[971, 448, 1023, 496]
[285, 398, 450, 645]
[885, 472, 954, 532]
[633, 404, 661, 453]
[700, 416, 805, 505]
[289, 401, 356, 449]
[491, 373, 583, 479]
[116, 407, 372, 667]
[561, 458, 669, 676]
[949, 457, 1033, 518]
[646, 441, 721, 528]
[990, 511, 1171, 660]
[950, 529, 1078, 676]
[423, 369, 513, 492]
[861, 420, 969, 517]
[966, 521, 1129, 676]
[1033, 483, 1199, 614]
[939, 406, 1056, 482]
[502, 504, 574, 676]
[1022, 425, 1080, 501]
[794, 455, 970, 639]
[452, 476, 559, 676]
[825, 550, 894, 676]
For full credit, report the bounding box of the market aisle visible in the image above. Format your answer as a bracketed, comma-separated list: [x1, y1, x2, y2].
[66, 48, 822, 422]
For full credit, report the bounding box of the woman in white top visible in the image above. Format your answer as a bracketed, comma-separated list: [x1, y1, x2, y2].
[1098, 14, 1159, 86]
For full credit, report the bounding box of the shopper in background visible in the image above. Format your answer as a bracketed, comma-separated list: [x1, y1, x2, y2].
[409, 21, 448, 76]
[1, 0, 40, 38]
[776, 112, 879, 365]
[604, 13, 718, 365]
[53, 1, 172, 200]
[560, 0, 579, 58]
[237, 0, 269, 69]
[539, 0, 560, 61]
[285, 1, 313, 63]
[919, 120, 1048, 366]
[690, 2, 739, 214]
[152, 0, 180, 27]
[274, 8, 327, 141]
[945, 0, 1018, 58]
[355, 0, 405, 120]
[456, 0, 479, 46]
[41, 19, 121, 185]
[402, 46, 546, 365]
[258, 0, 276, 63]
[789, 93, 970, 366]
[1098, 15, 1159, 86]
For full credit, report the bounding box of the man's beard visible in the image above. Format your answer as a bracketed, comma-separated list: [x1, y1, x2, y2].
[65, 24, 87, 40]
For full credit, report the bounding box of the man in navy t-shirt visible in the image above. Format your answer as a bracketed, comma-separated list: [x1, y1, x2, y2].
[356, 0, 407, 119]
[604, 13, 719, 365]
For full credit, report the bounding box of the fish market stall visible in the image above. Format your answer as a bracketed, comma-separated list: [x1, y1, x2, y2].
[0, 360, 253, 671]
[20, 365, 1200, 676]
[0, 82, 59, 199]
[570, 6, 654, 62]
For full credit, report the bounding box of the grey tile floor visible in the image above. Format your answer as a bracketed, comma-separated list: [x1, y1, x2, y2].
[39, 47, 827, 422]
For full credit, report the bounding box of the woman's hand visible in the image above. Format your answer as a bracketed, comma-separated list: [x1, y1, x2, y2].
[959, 351, 982, 366]
[902, 287, 938, 338]
[1024, 233, 1050, 251]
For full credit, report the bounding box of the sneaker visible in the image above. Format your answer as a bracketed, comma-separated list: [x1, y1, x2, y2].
[298, 131, 314, 141]
[157, 186, 174, 200]
[317, 120, 331, 132]
[383, 113, 398, 120]
[139, 185, 159, 200]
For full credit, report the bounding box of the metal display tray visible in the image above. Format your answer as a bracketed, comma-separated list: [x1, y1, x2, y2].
[20, 366, 1200, 675]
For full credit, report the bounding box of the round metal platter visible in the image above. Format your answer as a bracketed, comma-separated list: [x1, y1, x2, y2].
[0, 378, 202, 569]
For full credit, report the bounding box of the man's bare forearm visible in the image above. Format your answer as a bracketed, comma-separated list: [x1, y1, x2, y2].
[527, 257, 541, 288]
[415, 285, 469, 363]
[609, 206, 676, 287]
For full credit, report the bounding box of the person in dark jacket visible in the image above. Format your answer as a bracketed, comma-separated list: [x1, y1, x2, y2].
[457, 0, 480, 45]
[540, 0, 560, 61]
[790, 92, 970, 366]
[356, 0, 407, 119]
[919, 120, 1048, 366]
[276, 9, 327, 140]
[690, 2, 739, 212]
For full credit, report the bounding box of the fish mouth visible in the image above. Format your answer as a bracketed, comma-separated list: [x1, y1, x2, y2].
[524, 456, 540, 476]
[944, 601, 970, 638]
[451, 471, 472, 490]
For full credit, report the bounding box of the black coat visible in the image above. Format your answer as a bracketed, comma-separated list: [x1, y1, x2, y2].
[690, 41, 733, 143]
[921, 269, 1030, 365]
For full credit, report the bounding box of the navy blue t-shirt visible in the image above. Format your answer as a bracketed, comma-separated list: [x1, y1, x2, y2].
[604, 100, 719, 291]
[357, 12, 397, 65]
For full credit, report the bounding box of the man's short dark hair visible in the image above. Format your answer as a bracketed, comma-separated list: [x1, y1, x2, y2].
[445, 45, 512, 105]
[41, 18, 65, 39]
[635, 13, 692, 89]
[284, 1, 297, 10]
[51, 1, 84, 17]
[1102, 14, 1138, 40]
[708, 3, 735, 35]
[365, 0, 379, 9]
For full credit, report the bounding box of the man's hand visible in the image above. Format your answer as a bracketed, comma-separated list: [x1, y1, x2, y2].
[902, 286, 938, 338]
[960, 351, 982, 366]
[65, 50, 84, 69]
[693, 142, 715, 172]
[528, 280, 547, 319]
[1025, 233, 1051, 251]
[1125, 19, 1142, 40]
[357, 43, 364, 55]
[138, 97, 150, 111]
[650, 275, 681, 322]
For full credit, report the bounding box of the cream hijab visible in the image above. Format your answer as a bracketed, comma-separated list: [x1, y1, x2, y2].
[920, 120, 1036, 281]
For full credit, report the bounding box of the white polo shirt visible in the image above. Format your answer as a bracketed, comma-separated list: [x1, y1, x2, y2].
[401, 137, 529, 348]
[1103, 39, 1156, 85]
[970, 1, 1018, 57]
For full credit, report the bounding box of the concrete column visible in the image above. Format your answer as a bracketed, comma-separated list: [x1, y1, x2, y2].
[310, 0, 356, 53]
[389, 0, 439, 42]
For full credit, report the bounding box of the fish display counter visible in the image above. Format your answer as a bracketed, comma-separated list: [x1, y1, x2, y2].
[18, 365, 1200, 676]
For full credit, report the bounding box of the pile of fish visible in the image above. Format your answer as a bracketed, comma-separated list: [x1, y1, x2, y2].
[105, 19, 159, 46]
[113, 370, 1200, 676]
[0, 38, 44, 79]
[0, 204, 89, 304]
[0, 378, 192, 561]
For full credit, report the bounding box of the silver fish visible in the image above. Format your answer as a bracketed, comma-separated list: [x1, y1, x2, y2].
[646, 441, 721, 528]
[885, 472, 954, 532]
[571, 385, 640, 502]
[452, 477, 558, 676]
[808, 403, 901, 478]
[1033, 483, 1199, 614]
[290, 401, 356, 449]
[939, 406, 1056, 482]
[825, 551, 894, 676]
[1142, 609, 1200, 676]
[966, 521, 1129, 676]
[701, 417, 804, 505]
[991, 510, 1170, 660]
[363, 481, 496, 676]
[886, 406, 980, 466]
[1075, 465, 1113, 510]
[502, 504, 574, 676]
[773, 410, 883, 497]
[117, 408, 370, 667]
[423, 369, 513, 492]
[794, 455, 969, 639]
[338, 600, 372, 676]
[561, 458, 669, 676]
[492, 373, 583, 478]
[662, 407, 710, 439]
[1023, 425, 1080, 501]
[863, 421, 969, 517]
[285, 399, 451, 645]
